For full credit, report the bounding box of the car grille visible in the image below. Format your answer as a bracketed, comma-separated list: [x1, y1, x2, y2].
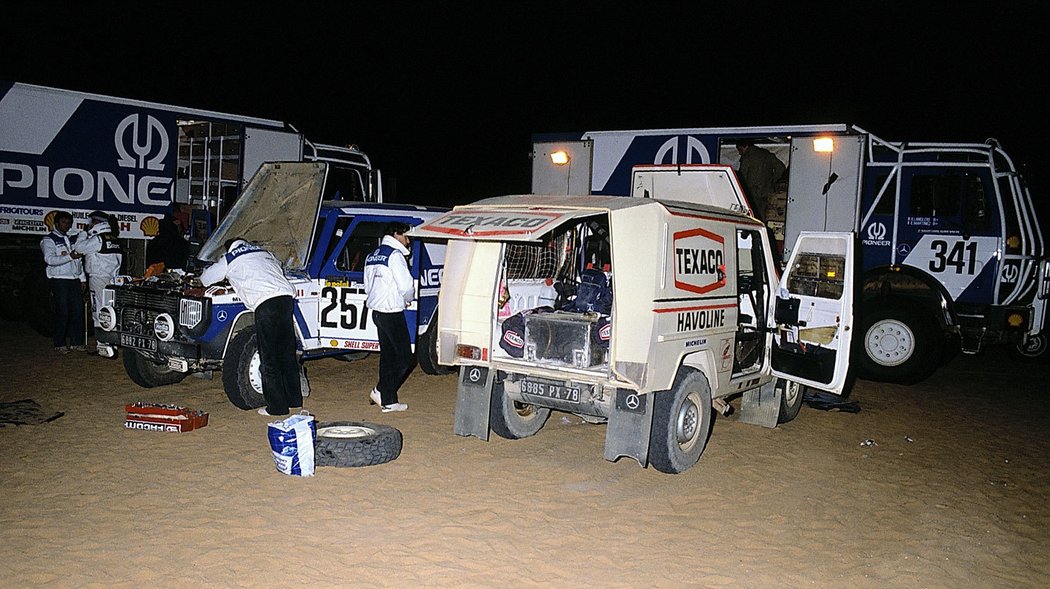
[114, 290, 180, 335]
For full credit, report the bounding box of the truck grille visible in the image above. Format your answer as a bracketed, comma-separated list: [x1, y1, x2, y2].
[114, 289, 181, 335]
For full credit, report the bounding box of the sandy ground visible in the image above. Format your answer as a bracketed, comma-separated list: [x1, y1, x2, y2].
[1, 319, 1048, 589]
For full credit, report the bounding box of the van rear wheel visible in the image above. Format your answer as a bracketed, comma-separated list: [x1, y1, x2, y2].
[648, 369, 713, 474]
[490, 380, 550, 439]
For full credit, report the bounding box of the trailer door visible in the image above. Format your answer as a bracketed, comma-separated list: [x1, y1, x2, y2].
[783, 135, 865, 261]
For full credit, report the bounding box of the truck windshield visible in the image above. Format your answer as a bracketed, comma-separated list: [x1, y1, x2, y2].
[197, 163, 327, 269]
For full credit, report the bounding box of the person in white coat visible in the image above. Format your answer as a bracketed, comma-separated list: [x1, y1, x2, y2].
[40, 210, 87, 353]
[363, 222, 415, 412]
[200, 238, 302, 416]
[74, 211, 123, 354]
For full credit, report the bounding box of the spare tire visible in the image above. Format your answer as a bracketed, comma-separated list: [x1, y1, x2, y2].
[314, 421, 402, 467]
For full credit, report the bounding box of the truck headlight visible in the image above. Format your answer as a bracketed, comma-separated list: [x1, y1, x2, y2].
[154, 313, 175, 341]
[180, 298, 203, 328]
[98, 306, 117, 331]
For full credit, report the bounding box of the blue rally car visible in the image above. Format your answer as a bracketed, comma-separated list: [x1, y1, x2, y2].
[97, 162, 451, 409]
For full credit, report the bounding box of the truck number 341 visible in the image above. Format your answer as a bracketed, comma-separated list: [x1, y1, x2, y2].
[929, 240, 977, 274]
[320, 286, 369, 329]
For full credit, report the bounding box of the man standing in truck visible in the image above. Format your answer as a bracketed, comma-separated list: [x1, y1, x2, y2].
[735, 140, 786, 224]
[363, 222, 414, 413]
[40, 211, 87, 353]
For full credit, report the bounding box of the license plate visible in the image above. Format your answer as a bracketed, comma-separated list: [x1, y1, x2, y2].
[519, 377, 581, 403]
[121, 333, 158, 352]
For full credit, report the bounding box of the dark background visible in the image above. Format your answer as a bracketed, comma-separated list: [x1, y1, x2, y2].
[4, 1, 1047, 210]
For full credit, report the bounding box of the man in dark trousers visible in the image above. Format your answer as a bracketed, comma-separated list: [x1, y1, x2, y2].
[40, 210, 87, 353]
[363, 222, 415, 412]
[201, 239, 302, 416]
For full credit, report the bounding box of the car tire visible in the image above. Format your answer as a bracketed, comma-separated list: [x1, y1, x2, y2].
[222, 326, 266, 410]
[776, 378, 805, 424]
[648, 368, 713, 474]
[416, 311, 454, 375]
[489, 379, 551, 439]
[857, 302, 942, 384]
[123, 350, 188, 388]
[314, 421, 402, 467]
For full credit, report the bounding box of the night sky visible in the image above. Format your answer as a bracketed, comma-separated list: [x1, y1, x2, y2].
[5, 1, 1048, 210]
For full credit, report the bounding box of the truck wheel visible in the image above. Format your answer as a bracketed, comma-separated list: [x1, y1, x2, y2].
[648, 369, 713, 474]
[490, 380, 551, 439]
[222, 326, 266, 410]
[314, 421, 403, 467]
[416, 311, 454, 375]
[123, 350, 187, 388]
[857, 303, 942, 384]
[1010, 331, 1049, 363]
[776, 379, 805, 424]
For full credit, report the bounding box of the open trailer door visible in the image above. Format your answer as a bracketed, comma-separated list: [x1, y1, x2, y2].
[769, 231, 855, 394]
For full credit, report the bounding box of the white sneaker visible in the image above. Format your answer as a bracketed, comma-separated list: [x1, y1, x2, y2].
[381, 402, 408, 413]
[258, 407, 278, 416]
[369, 388, 383, 406]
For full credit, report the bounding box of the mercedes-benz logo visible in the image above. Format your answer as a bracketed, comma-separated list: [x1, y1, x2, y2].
[468, 367, 482, 383]
[216, 310, 228, 322]
[625, 394, 640, 410]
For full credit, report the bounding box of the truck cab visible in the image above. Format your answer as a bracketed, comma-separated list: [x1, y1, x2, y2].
[411, 167, 854, 474]
[97, 162, 450, 409]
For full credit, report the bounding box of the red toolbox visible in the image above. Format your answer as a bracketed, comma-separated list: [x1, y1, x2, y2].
[124, 403, 209, 432]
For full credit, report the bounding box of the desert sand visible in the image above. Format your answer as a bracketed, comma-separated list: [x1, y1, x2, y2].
[1, 319, 1047, 588]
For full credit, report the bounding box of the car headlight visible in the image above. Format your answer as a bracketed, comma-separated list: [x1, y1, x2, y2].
[154, 313, 175, 341]
[98, 306, 117, 331]
[180, 298, 203, 328]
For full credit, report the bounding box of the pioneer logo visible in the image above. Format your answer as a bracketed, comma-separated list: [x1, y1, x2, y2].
[115, 114, 169, 171]
[864, 222, 891, 246]
[672, 227, 726, 294]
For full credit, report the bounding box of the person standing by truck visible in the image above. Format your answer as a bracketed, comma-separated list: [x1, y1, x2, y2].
[40, 210, 86, 353]
[74, 211, 123, 354]
[363, 222, 414, 413]
[200, 239, 302, 416]
[735, 140, 786, 224]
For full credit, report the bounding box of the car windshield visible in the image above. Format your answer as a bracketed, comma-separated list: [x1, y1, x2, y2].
[197, 162, 327, 270]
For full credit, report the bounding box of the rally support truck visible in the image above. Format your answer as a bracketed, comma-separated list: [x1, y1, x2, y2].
[532, 125, 1048, 382]
[411, 166, 854, 474]
[96, 162, 450, 409]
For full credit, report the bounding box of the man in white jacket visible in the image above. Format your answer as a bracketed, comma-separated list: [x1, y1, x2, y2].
[40, 210, 86, 353]
[201, 239, 302, 416]
[363, 222, 415, 412]
[74, 211, 123, 355]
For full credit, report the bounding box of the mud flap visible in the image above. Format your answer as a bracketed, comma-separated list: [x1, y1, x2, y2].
[603, 389, 654, 467]
[739, 380, 782, 428]
[454, 366, 493, 440]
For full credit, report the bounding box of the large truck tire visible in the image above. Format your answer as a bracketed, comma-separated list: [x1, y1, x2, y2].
[857, 302, 942, 384]
[123, 350, 188, 388]
[222, 326, 266, 410]
[776, 378, 805, 424]
[490, 380, 550, 439]
[416, 311, 454, 375]
[648, 369, 713, 474]
[1010, 331, 1049, 364]
[21, 265, 54, 338]
[314, 421, 402, 467]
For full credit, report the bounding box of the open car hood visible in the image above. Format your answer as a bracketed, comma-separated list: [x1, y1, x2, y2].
[197, 162, 327, 270]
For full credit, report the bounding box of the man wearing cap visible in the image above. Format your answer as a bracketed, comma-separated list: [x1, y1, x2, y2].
[40, 210, 87, 353]
[74, 211, 123, 355]
[200, 238, 302, 416]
